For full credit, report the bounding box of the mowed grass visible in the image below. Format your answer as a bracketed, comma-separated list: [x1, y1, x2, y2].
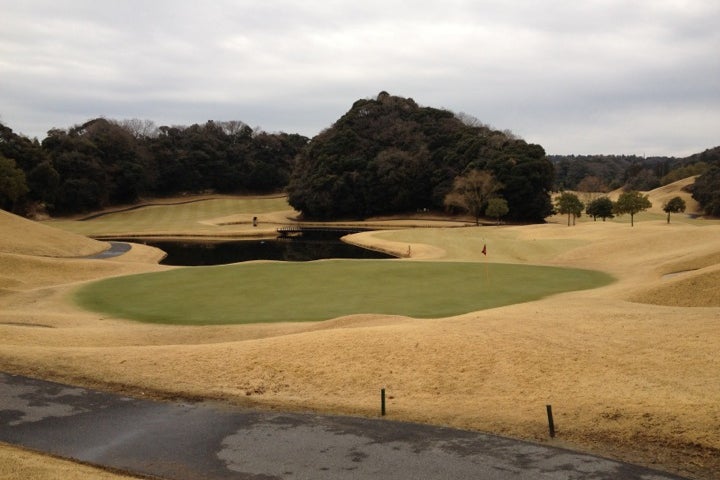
[46, 196, 291, 235]
[75, 260, 614, 325]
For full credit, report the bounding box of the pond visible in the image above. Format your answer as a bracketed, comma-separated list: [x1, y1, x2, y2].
[113, 233, 394, 266]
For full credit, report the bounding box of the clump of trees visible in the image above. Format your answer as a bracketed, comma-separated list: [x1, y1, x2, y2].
[586, 197, 615, 221]
[555, 191, 653, 226]
[288, 92, 554, 222]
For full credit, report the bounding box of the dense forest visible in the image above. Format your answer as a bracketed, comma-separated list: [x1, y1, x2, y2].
[550, 152, 715, 192]
[0, 119, 307, 215]
[1, 92, 719, 220]
[288, 92, 554, 222]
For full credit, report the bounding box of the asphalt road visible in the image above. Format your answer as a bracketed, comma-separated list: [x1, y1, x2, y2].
[0, 372, 688, 480]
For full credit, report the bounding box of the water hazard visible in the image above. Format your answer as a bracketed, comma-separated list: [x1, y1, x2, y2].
[112, 232, 394, 266]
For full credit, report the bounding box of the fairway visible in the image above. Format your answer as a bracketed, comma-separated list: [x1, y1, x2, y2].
[75, 260, 613, 325]
[46, 196, 291, 236]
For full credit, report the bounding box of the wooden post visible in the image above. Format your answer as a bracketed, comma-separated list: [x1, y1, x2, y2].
[381, 388, 386, 416]
[546, 404, 555, 438]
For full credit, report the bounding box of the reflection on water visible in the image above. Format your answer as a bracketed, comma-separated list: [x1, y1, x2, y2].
[112, 233, 394, 266]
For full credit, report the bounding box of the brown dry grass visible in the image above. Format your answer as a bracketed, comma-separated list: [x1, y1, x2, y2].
[1, 185, 719, 479]
[0, 442, 144, 479]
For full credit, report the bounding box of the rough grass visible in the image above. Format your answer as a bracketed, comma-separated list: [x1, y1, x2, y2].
[0, 443, 142, 480]
[74, 260, 613, 325]
[4, 182, 720, 480]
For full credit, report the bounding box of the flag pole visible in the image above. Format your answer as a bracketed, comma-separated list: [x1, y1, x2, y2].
[482, 238, 488, 284]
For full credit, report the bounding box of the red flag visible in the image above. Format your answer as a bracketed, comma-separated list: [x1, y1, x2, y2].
[482, 244, 487, 256]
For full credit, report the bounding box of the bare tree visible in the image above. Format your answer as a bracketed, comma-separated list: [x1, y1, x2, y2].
[576, 175, 608, 204]
[114, 118, 158, 138]
[219, 120, 250, 136]
[444, 169, 502, 225]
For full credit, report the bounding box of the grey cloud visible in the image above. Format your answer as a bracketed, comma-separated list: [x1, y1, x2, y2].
[0, 0, 718, 156]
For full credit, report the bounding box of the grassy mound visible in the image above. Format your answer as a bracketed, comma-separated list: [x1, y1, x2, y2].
[75, 260, 613, 325]
[0, 209, 105, 257]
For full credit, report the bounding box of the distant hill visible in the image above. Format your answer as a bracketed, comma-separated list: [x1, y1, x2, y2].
[645, 176, 702, 216]
[550, 146, 719, 193]
[288, 92, 554, 222]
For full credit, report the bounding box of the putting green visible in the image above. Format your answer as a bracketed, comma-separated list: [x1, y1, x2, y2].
[74, 260, 614, 325]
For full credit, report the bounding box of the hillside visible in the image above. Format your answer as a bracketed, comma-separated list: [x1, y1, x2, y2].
[603, 176, 702, 217]
[287, 92, 554, 222]
[0, 209, 107, 257]
[550, 146, 720, 192]
[645, 176, 702, 216]
[0, 209, 166, 293]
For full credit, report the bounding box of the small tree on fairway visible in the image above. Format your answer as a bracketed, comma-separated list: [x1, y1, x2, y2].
[485, 197, 509, 225]
[555, 192, 584, 226]
[586, 197, 615, 221]
[613, 190, 652, 226]
[444, 169, 502, 225]
[662, 196, 686, 224]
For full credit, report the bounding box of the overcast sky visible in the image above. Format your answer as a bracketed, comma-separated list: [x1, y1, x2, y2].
[1, 0, 718, 156]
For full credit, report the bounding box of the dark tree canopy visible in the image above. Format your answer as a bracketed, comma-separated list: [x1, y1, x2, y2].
[3, 108, 717, 221]
[0, 155, 29, 211]
[614, 190, 652, 226]
[288, 93, 554, 221]
[555, 192, 584, 226]
[662, 196, 686, 223]
[550, 150, 717, 192]
[586, 196, 615, 221]
[690, 148, 720, 217]
[1, 118, 307, 215]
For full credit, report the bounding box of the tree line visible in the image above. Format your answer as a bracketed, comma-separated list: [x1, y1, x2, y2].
[551, 147, 720, 218]
[2, 93, 719, 220]
[550, 150, 716, 193]
[556, 190, 688, 227]
[0, 119, 308, 215]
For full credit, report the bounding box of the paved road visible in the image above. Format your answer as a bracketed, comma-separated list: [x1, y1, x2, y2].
[0, 373, 687, 480]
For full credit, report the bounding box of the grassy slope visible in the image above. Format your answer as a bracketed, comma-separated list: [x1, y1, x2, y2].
[45, 196, 293, 236]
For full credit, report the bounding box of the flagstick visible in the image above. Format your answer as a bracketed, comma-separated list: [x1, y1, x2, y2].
[483, 238, 488, 285]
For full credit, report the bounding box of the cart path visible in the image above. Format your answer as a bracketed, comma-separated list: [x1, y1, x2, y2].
[0, 373, 687, 480]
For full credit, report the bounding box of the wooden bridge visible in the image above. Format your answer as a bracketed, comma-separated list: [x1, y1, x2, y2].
[276, 225, 370, 237]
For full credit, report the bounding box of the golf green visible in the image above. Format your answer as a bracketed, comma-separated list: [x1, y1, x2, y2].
[75, 260, 614, 325]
